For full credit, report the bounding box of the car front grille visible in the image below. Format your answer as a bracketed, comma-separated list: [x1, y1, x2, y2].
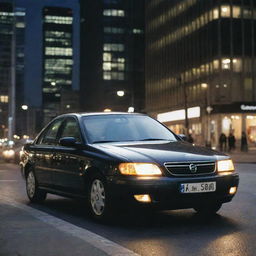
[164, 161, 216, 177]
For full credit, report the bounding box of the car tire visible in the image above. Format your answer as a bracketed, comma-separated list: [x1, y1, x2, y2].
[193, 202, 222, 215]
[26, 169, 47, 203]
[87, 174, 114, 221]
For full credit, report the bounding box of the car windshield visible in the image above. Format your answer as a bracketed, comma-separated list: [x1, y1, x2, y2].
[82, 114, 178, 143]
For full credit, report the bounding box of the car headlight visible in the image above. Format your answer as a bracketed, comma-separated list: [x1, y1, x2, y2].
[3, 149, 15, 157]
[217, 159, 234, 173]
[118, 163, 162, 176]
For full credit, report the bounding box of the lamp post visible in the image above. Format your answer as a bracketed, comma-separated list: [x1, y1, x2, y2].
[21, 105, 29, 137]
[201, 83, 212, 147]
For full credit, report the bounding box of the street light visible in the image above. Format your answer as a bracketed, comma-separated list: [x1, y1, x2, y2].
[117, 90, 125, 97]
[21, 105, 29, 137]
[201, 83, 212, 147]
[104, 108, 111, 112]
[21, 105, 28, 111]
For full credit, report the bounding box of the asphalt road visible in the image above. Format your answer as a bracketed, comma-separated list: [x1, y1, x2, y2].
[0, 163, 255, 256]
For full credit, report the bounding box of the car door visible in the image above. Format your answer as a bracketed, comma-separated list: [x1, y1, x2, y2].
[33, 118, 64, 188]
[52, 117, 85, 194]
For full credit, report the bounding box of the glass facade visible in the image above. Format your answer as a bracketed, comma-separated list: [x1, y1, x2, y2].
[0, 3, 26, 137]
[146, 0, 256, 148]
[42, 7, 73, 124]
[80, 0, 145, 112]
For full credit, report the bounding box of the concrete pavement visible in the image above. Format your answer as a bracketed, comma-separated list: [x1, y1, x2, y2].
[227, 149, 256, 163]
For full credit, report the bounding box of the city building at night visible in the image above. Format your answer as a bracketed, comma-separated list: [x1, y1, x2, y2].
[80, 0, 145, 112]
[42, 6, 74, 124]
[0, 0, 80, 138]
[146, 0, 256, 148]
[0, 2, 26, 138]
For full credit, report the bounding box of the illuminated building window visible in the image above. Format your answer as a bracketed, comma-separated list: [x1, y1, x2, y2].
[103, 72, 124, 80]
[15, 11, 25, 16]
[103, 62, 111, 71]
[0, 95, 8, 103]
[103, 43, 124, 52]
[222, 59, 231, 69]
[117, 58, 125, 63]
[44, 15, 73, 24]
[104, 27, 124, 34]
[232, 58, 242, 72]
[213, 60, 219, 70]
[103, 9, 125, 17]
[103, 53, 112, 61]
[221, 6, 231, 17]
[45, 38, 71, 47]
[15, 22, 25, 28]
[133, 28, 143, 34]
[233, 6, 241, 18]
[103, 62, 125, 71]
[45, 31, 71, 39]
[45, 47, 73, 56]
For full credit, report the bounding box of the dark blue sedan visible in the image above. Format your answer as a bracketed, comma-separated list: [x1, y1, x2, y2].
[20, 113, 239, 220]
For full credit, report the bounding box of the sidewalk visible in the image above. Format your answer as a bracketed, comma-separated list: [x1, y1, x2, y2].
[0, 196, 137, 256]
[0, 203, 108, 256]
[226, 149, 256, 163]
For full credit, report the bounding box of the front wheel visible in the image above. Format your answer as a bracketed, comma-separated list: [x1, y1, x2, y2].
[193, 202, 222, 215]
[88, 175, 114, 221]
[26, 169, 47, 203]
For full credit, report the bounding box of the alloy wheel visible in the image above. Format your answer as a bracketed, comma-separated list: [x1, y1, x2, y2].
[90, 179, 106, 216]
[27, 171, 36, 198]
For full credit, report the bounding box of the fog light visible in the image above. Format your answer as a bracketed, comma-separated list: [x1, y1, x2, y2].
[229, 187, 237, 195]
[134, 194, 151, 203]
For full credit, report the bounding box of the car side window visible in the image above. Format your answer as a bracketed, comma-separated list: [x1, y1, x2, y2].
[60, 118, 82, 142]
[38, 119, 63, 145]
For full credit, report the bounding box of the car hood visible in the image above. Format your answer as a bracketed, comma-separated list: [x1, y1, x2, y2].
[92, 141, 228, 164]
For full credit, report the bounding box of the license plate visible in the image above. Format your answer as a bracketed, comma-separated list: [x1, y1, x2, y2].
[180, 182, 216, 193]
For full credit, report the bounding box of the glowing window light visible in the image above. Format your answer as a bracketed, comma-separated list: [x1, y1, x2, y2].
[157, 106, 200, 123]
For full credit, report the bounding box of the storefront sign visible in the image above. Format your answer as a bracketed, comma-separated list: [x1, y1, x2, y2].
[240, 105, 256, 111]
[211, 103, 256, 114]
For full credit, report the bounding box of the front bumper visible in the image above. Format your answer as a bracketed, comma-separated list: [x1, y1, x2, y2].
[107, 173, 239, 210]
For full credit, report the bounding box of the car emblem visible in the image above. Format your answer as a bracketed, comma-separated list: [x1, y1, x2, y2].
[189, 164, 197, 173]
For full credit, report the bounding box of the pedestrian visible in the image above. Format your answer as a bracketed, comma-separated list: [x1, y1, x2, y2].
[219, 133, 227, 152]
[241, 131, 248, 152]
[228, 132, 236, 152]
[187, 134, 194, 144]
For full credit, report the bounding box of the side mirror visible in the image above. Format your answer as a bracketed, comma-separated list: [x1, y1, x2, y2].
[178, 134, 187, 141]
[59, 137, 78, 147]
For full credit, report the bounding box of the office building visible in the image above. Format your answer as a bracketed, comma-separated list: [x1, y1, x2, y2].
[42, 6, 74, 124]
[80, 0, 145, 112]
[146, 0, 256, 148]
[0, 2, 26, 138]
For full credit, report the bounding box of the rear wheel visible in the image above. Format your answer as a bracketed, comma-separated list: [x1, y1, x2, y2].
[193, 202, 222, 215]
[26, 169, 47, 203]
[88, 174, 114, 221]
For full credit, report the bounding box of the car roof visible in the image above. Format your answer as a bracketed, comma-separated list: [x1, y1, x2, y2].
[56, 112, 147, 119]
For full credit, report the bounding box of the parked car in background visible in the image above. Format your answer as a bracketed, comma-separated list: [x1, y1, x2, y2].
[20, 113, 239, 220]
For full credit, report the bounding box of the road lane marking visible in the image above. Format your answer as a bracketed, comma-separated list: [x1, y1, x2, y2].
[0, 195, 139, 256]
